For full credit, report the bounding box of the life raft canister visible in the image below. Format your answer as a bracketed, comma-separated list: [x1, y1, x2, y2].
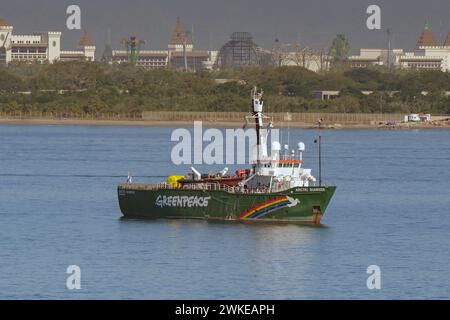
[166, 175, 184, 188]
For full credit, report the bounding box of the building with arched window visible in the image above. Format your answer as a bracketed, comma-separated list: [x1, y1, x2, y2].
[0, 17, 95, 65]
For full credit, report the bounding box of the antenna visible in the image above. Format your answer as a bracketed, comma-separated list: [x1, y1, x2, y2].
[208, 31, 213, 52]
[314, 118, 323, 186]
[318, 134, 322, 186]
[183, 26, 191, 72]
[387, 28, 392, 69]
[191, 24, 196, 72]
[285, 112, 292, 152]
[107, 28, 111, 46]
[287, 114, 290, 150]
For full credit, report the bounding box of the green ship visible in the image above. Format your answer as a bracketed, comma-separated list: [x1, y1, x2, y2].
[118, 88, 336, 224]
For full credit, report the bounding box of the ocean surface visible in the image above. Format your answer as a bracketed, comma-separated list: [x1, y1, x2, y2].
[0, 124, 449, 299]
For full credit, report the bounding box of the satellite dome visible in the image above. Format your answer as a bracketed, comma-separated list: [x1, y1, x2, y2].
[298, 142, 305, 152]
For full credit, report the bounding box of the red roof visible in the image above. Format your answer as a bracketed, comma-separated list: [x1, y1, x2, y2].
[170, 17, 190, 45]
[79, 31, 94, 46]
[416, 23, 438, 47]
[0, 17, 11, 27]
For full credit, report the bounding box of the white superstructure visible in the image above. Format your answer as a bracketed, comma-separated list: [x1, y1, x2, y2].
[243, 87, 317, 191]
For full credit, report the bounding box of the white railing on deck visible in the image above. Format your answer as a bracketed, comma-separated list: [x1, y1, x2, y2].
[118, 182, 279, 194]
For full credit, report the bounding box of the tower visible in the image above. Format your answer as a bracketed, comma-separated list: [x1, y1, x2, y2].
[101, 28, 113, 63]
[46, 31, 62, 62]
[0, 17, 13, 65]
[78, 31, 96, 61]
[168, 17, 192, 52]
[416, 22, 438, 48]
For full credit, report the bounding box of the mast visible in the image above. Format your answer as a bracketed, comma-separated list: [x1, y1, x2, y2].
[251, 87, 264, 163]
[315, 118, 323, 186]
[318, 135, 322, 186]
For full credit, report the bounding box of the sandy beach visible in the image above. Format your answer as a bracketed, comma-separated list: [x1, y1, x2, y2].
[0, 117, 449, 129]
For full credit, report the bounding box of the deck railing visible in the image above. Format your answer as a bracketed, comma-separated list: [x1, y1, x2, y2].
[118, 182, 289, 194]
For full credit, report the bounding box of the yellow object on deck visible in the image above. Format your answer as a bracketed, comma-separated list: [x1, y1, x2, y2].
[166, 175, 184, 188]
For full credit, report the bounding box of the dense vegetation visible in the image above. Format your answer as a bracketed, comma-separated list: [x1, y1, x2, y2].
[0, 61, 450, 115]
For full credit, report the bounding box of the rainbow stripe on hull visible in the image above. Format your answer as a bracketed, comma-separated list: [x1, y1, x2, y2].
[240, 196, 296, 219]
[118, 185, 336, 224]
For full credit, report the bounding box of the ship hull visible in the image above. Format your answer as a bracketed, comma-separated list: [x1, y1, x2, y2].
[118, 185, 336, 225]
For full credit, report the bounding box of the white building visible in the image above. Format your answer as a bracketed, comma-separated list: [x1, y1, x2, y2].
[398, 23, 450, 71]
[0, 17, 95, 65]
[111, 17, 217, 71]
[112, 50, 169, 69]
[348, 48, 405, 68]
[349, 23, 450, 72]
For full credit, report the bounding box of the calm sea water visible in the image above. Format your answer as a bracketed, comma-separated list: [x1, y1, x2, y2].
[0, 124, 449, 299]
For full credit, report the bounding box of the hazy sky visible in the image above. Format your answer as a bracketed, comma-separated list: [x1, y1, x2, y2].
[2, 0, 450, 55]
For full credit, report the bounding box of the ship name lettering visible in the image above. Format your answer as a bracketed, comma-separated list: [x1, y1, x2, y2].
[155, 195, 211, 208]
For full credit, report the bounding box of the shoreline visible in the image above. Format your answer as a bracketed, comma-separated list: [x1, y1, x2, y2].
[0, 117, 449, 130]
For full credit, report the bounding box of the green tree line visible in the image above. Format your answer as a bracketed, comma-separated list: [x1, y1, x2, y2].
[0, 61, 449, 115]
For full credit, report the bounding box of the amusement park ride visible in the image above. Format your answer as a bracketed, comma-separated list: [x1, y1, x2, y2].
[121, 36, 145, 65]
